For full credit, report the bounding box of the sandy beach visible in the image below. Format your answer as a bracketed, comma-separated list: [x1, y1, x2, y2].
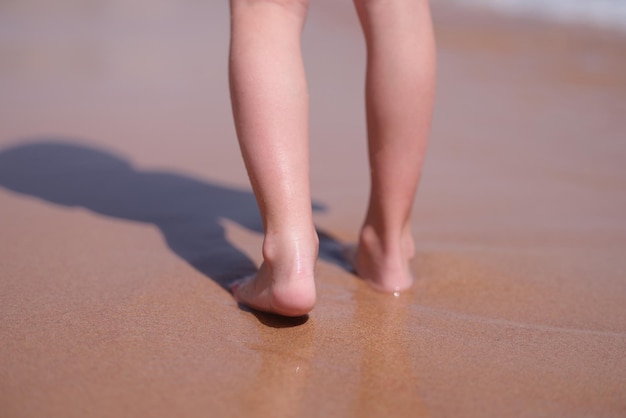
[1, 1, 625, 416]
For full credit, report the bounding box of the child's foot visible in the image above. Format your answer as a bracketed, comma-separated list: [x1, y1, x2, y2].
[231, 232, 318, 317]
[354, 224, 415, 293]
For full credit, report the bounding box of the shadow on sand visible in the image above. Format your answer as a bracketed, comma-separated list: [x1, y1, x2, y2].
[0, 140, 350, 310]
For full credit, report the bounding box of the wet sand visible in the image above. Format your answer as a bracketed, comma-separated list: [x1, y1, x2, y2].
[1, 1, 626, 417]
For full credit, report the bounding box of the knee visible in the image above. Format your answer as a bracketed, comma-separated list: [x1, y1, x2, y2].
[354, 0, 424, 11]
[231, 0, 309, 16]
[353, 0, 390, 8]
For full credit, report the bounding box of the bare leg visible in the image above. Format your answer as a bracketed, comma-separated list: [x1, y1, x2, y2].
[353, 0, 436, 292]
[228, 0, 317, 316]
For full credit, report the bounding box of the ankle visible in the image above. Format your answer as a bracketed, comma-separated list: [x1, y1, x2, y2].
[262, 227, 319, 274]
[355, 224, 415, 293]
[358, 223, 414, 261]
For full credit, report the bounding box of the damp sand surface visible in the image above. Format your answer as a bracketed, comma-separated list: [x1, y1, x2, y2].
[1, 1, 625, 417]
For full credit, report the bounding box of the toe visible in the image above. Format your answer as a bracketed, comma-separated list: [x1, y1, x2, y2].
[229, 274, 254, 297]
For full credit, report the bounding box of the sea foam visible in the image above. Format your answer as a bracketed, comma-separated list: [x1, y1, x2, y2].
[445, 0, 626, 32]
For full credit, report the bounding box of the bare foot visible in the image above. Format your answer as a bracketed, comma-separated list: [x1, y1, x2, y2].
[231, 233, 317, 317]
[354, 224, 415, 293]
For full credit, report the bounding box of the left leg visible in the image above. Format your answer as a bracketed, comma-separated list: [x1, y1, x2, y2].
[228, 0, 317, 316]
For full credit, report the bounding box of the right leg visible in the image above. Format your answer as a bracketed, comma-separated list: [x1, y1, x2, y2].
[229, 0, 317, 316]
[353, 0, 436, 292]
